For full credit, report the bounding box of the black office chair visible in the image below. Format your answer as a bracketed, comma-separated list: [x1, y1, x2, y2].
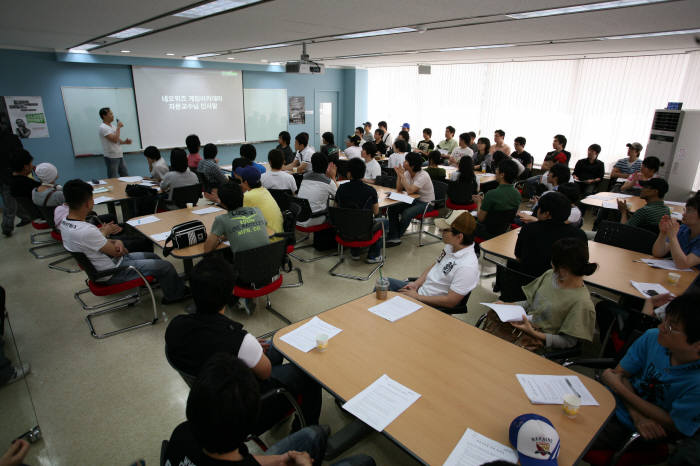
[475, 209, 518, 242]
[274, 205, 303, 288]
[594, 220, 657, 254]
[156, 183, 202, 211]
[496, 264, 537, 302]
[287, 196, 336, 263]
[446, 178, 478, 207]
[411, 180, 448, 247]
[328, 207, 385, 281]
[194, 171, 210, 193]
[268, 188, 293, 211]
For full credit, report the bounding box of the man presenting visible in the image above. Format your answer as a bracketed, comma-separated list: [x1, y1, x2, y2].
[98, 107, 132, 178]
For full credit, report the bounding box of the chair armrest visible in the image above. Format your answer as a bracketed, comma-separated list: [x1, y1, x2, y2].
[259, 387, 306, 428]
[561, 357, 617, 369]
[310, 209, 328, 219]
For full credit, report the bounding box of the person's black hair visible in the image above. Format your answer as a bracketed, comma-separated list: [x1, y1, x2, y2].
[185, 134, 201, 154]
[374, 128, 385, 137]
[492, 150, 507, 168]
[495, 129, 505, 137]
[203, 143, 218, 160]
[405, 152, 423, 172]
[514, 136, 526, 146]
[240, 144, 256, 161]
[170, 148, 188, 173]
[423, 128, 432, 137]
[458, 132, 469, 144]
[554, 134, 567, 148]
[378, 121, 387, 129]
[347, 157, 366, 180]
[557, 182, 580, 205]
[190, 255, 238, 314]
[362, 141, 377, 156]
[642, 156, 660, 172]
[311, 152, 328, 174]
[665, 293, 700, 344]
[278, 131, 291, 145]
[445, 125, 455, 135]
[186, 353, 260, 454]
[457, 156, 475, 184]
[98, 107, 110, 119]
[538, 191, 571, 222]
[394, 139, 408, 153]
[295, 132, 308, 147]
[355, 126, 363, 135]
[398, 130, 410, 142]
[144, 145, 161, 161]
[588, 143, 601, 155]
[467, 131, 476, 141]
[218, 181, 245, 212]
[497, 159, 518, 183]
[451, 227, 475, 246]
[268, 149, 284, 169]
[550, 163, 570, 185]
[686, 193, 700, 212]
[477, 137, 491, 154]
[322, 132, 335, 146]
[10, 149, 32, 173]
[350, 135, 361, 146]
[63, 179, 94, 210]
[428, 150, 442, 166]
[551, 237, 598, 276]
[481, 461, 517, 466]
[363, 122, 372, 129]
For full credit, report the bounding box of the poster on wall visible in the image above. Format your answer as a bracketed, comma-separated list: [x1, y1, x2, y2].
[1, 96, 50, 139]
[288, 96, 305, 124]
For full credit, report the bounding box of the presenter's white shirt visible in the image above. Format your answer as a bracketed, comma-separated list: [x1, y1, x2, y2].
[60, 218, 122, 277]
[418, 244, 479, 297]
[99, 123, 123, 159]
[364, 159, 381, 180]
[344, 146, 362, 159]
[261, 170, 298, 192]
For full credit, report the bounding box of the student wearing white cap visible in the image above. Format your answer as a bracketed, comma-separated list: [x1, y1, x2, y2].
[31, 162, 65, 207]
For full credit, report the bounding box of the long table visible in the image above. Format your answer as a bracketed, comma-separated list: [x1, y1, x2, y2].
[480, 229, 698, 299]
[581, 192, 685, 215]
[273, 292, 615, 465]
[90, 177, 153, 220]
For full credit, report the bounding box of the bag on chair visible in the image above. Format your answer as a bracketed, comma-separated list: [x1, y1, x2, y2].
[481, 310, 544, 352]
[162, 220, 207, 257]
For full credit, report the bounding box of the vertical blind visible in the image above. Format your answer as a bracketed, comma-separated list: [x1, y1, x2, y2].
[368, 53, 699, 172]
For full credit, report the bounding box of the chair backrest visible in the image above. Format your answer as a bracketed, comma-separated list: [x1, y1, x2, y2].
[594, 220, 657, 254]
[278, 207, 298, 247]
[498, 264, 537, 302]
[268, 189, 293, 211]
[194, 171, 210, 192]
[68, 251, 115, 281]
[432, 180, 448, 208]
[293, 173, 304, 190]
[164, 344, 197, 388]
[288, 196, 312, 222]
[171, 183, 202, 208]
[483, 209, 518, 238]
[36, 204, 58, 230]
[328, 207, 375, 242]
[447, 179, 476, 205]
[232, 240, 287, 287]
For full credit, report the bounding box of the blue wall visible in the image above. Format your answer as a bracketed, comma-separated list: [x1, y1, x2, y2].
[0, 49, 364, 185]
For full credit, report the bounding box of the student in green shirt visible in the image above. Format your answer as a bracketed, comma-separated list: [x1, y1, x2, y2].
[619, 178, 670, 231]
[472, 158, 521, 231]
[437, 125, 458, 155]
[424, 151, 446, 181]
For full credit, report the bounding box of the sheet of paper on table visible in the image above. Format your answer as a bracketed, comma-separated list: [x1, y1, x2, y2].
[438, 149, 448, 155]
[126, 216, 161, 226]
[443, 428, 518, 466]
[93, 196, 114, 204]
[92, 187, 110, 194]
[368, 296, 422, 322]
[671, 212, 683, 220]
[342, 374, 421, 432]
[601, 200, 618, 210]
[192, 206, 224, 215]
[664, 200, 685, 206]
[117, 176, 143, 183]
[479, 303, 532, 323]
[279, 316, 342, 352]
[639, 258, 692, 272]
[630, 281, 671, 298]
[516, 374, 598, 405]
[150, 231, 170, 242]
[388, 192, 415, 204]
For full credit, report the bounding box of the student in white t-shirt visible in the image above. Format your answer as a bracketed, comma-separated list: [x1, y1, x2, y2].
[449, 132, 475, 167]
[160, 149, 199, 207]
[261, 149, 297, 193]
[297, 153, 337, 227]
[344, 135, 363, 159]
[386, 152, 435, 244]
[144, 146, 169, 181]
[284, 132, 315, 174]
[387, 139, 408, 169]
[384, 210, 479, 309]
[98, 107, 131, 178]
[361, 141, 381, 182]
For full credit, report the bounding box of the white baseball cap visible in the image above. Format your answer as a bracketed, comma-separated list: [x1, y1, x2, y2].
[509, 414, 560, 466]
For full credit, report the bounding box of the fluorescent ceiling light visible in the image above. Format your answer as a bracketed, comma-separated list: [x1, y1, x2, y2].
[239, 42, 291, 51]
[333, 27, 418, 40]
[437, 44, 516, 52]
[166, 53, 175, 56]
[260, 59, 268, 62]
[174, 0, 262, 18]
[185, 53, 221, 59]
[600, 28, 700, 39]
[226, 57, 235, 60]
[68, 43, 100, 53]
[270, 62, 282, 65]
[120, 50, 131, 53]
[108, 27, 152, 39]
[507, 0, 667, 19]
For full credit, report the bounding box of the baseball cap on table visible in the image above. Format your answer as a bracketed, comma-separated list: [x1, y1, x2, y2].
[402, 122, 410, 129]
[434, 210, 476, 236]
[626, 142, 643, 152]
[234, 165, 261, 184]
[639, 177, 669, 196]
[509, 414, 560, 466]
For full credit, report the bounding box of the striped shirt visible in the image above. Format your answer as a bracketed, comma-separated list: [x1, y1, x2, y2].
[613, 157, 642, 175]
[627, 200, 670, 229]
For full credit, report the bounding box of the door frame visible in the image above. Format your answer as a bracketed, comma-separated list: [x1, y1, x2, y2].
[314, 90, 341, 150]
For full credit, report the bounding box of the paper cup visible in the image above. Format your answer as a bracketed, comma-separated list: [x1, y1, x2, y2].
[668, 272, 681, 285]
[562, 393, 581, 418]
[316, 333, 329, 352]
[186, 203, 194, 209]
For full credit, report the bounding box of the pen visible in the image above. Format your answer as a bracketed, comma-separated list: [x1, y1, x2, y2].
[566, 378, 581, 398]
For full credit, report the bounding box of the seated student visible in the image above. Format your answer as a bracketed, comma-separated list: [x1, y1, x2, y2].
[593, 293, 700, 451]
[466, 131, 478, 154]
[335, 158, 387, 264]
[31, 162, 64, 207]
[416, 127, 434, 156]
[9, 150, 40, 222]
[204, 182, 268, 256]
[479, 151, 517, 193]
[361, 142, 381, 182]
[514, 192, 587, 277]
[297, 153, 338, 228]
[387, 139, 408, 169]
[239, 144, 266, 174]
[261, 149, 297, 193]
[234, 166, 284, 236]
[385, 211, 479, 308]
[618, 178, 670, 230]
[344, 135, 362, 159]
[197, 143, 228, 192]
[543, 134, 571, 168]
[185, 134, 202, 171]
[511, 136, 533, 178]
[143, 145, 169, 182]
[557, 182, 583, 226]
[320, 131, 339, 158]
[164, 257, 322, 433]
[489, 129, 511, 156]
[610, 142, 643, 181]
[386, 152, 435, 245]
[436, 125, 458, 156]
[472, 159, 521, 237]
[506, 238, 597, 350]
[160, 148, 199, 207]
[397, 129, 412, 152]
[620, 156, 660, 193]
[653, 194, 700, 269]
[573, 143, 604, 196]
[448, 132, 475, 167]
[284, 132, 314, 174]
[472, 137, 491, 171]
[378, 121, 392, 149]
[447, 156, 478, 205]
[354, 126, 364, 142]
[518, 163, 572, 224]
[60, 179, 187, 303]
[362, 121, 373, 142]
[373, 128, 388, 155]
[424, 151, 446, 180]
[276, 130, 295, 165]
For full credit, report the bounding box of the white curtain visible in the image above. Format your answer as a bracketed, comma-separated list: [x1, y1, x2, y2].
[368, 53, 699, 172]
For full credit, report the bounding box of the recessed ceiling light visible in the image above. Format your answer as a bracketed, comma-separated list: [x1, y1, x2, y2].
[260, 59, 268, 63]
[185, 53, 221, 59]
[227, 57, 235, 60]
[120, 50, 131, 53]
[108, 27, 152, 39]
[506, 0, 668, 19]
[600, 28, 700, 40]
[333, 27, 418, 40]
[166, 53, 175, 56]
[239, 43, 291, 52]
[174, 0, 263, 19]
[437, 43, 516, 52]
[270, 61, 282, 65]
[68, 43, 100, 53]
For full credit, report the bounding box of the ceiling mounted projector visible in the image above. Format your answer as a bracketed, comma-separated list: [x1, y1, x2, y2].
[286, 43, 325, 74]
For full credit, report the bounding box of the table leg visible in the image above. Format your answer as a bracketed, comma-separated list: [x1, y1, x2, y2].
[107, 202, 117, 220]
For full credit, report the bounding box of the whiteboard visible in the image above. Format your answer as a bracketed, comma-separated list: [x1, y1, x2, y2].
[243, 88, 288, 141]
[61, 87, 141, 156]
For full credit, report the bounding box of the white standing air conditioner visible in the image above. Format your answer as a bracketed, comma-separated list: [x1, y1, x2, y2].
[645, 109, 700, 202]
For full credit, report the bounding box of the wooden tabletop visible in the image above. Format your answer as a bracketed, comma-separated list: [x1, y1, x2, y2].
[581, 193, 684, 215]
[480, 229, 699, 298]
[273, 292, 615, 465]
[90, 177, 145, 203]
[371, 184, 420, 208]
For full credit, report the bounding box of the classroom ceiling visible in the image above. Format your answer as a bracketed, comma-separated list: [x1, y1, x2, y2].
[1, 0, 699, 67]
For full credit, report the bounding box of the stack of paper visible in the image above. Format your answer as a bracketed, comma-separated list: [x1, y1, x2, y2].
[479, 303, 531, 323]
[671, 212, 683, 221]
[279, 317, 342, 352]
[117, 176, 143, 183]
[342, 374, 421, 432]
[630, 281, 671, 298]
[93, 196, 113, 204]
[192, 206, 224, 215]
[92, 187, 110, 194]
[444, 429, 518, 466]
[516, 374, 599, 405]
[368, 296, 422, 322]
[126, 216, 161, 227]
[601, 200, 619, 210]
[388, 192, 415, 204]
[150, 231, 170, 242]
[639, 258, 691, 271]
